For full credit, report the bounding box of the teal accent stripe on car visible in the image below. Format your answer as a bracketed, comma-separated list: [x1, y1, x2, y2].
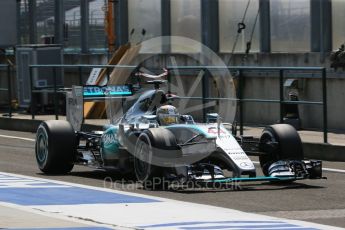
[205, 176, 302, 183]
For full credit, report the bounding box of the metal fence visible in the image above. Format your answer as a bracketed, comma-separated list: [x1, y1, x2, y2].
[28, 64, 328, 143]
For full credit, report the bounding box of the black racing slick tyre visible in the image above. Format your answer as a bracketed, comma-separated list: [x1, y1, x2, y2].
[134, 128, 179, 189]
[259, 124, 304, 176]
[35, 120, 76, 174]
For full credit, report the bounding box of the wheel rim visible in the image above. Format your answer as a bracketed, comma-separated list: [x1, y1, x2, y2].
[36, 129, 48, 164]
[134, 138, 152, 182]
[260, 130, 278, 176]
[260, 130, 277, 153]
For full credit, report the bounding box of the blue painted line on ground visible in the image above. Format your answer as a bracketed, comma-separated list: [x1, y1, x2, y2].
[0, 173, 160, 205]
[138, 221, 286, 228]
[0, 182, 67, 187]
[181, 224, 301, 229]
[138, 221, 320, 230]
[0, 187, 159, 205]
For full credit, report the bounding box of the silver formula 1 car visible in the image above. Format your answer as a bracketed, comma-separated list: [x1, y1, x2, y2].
[35, 71, 323, 189]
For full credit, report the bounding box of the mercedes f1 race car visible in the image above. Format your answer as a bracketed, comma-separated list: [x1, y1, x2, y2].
[35, 70, 323, 189]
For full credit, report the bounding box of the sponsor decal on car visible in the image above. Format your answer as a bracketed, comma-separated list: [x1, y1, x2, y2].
[102, 133, 117, 146]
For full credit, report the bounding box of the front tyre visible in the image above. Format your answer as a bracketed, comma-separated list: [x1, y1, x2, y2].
[259, 124, 303, 176]
[35, 120, 76, 174]
[133, 128, 179, 189]
[134, 133, 153, 182]
[134, 132, 161, 189]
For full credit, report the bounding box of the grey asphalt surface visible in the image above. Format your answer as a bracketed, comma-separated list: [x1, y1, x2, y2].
[0, 129, 344, 228]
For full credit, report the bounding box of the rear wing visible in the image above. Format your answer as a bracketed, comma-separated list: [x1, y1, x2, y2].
[66, 85, 134, 131]
[83, 85, 133, 100]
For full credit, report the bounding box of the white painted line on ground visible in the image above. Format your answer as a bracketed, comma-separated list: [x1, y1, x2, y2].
[0, 172, 343, 230]
[252, 161, 345, 174]
[257, 209, 345, 220]
[0, 134, 35, 142]
[323, 167, 345, 173]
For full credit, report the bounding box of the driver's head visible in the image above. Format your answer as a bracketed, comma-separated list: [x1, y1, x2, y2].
[156, 105, 179, 126]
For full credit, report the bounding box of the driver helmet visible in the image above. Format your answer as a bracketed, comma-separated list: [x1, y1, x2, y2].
[156, 105, 179, 126]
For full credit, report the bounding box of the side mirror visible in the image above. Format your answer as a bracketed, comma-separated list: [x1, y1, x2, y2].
[206, 113, 219, 123]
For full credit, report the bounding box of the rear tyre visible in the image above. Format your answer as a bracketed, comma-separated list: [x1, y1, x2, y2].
[259, 124, 303, 176]
[35, 120, 76, 174]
